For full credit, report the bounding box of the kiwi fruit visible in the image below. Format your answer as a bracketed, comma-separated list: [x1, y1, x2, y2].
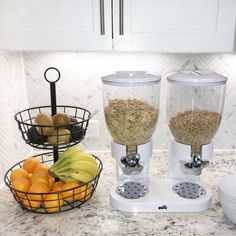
[35, 113, 54, 135]
[47, 128, 71, 145]
[27, 127, 47, 144]
[53, 112, 70, 126]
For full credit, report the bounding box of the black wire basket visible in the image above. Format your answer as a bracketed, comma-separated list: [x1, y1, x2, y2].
[4, 152, 103, 214]
[6, 67, 102, 214]
[15, 105, 91, 149]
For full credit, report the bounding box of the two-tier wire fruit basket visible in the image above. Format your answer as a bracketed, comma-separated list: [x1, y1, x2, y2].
[4, 67, 103, 213]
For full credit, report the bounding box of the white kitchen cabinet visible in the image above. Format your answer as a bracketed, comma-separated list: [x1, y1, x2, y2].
[0, 0, 235, 52]
[0, 0, 112, 51]
[113, 0, 236, 52]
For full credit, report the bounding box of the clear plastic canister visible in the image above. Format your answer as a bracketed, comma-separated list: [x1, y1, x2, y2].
[102, 71, 161, 156]
[167, 70, 227, 154]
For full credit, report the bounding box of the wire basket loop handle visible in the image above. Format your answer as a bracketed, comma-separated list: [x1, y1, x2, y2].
[44, 67, 60, 83]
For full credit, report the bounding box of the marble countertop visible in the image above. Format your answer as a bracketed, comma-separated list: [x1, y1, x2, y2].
[1, 151, 236, 236]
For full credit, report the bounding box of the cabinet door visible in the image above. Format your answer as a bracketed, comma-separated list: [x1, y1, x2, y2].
[113, 0, 236, 52]
[0, 0, 112, 50]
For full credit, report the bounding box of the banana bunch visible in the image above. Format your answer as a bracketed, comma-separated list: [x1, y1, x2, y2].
[49, 146, 99, 183]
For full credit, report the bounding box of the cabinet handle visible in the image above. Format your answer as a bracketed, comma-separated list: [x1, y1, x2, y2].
[100, 0, 105, 35]
[119, 0, 124, 35]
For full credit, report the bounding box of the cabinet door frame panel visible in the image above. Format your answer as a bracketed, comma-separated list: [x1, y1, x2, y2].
[0, 0, 112, 51]
[113, 0, 236, 52]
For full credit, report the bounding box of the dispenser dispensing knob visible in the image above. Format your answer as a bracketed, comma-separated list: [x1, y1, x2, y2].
[193, 153, 202, 167]
[181, 153, 209, 176]
[120, 153, 144, 175]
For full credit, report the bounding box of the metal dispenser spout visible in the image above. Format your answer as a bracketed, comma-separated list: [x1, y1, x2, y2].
[167, 139, 214, 180]
[181, 152, 209, 176]
[120, 153, 144, 175]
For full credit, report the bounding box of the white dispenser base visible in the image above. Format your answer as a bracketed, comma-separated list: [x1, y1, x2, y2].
[110, 178, 212, 212]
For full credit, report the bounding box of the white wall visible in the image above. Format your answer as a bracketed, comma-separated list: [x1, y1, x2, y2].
[23, 52, 236, 151]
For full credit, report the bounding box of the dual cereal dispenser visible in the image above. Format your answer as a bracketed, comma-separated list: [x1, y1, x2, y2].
[102, 70, 227, 212]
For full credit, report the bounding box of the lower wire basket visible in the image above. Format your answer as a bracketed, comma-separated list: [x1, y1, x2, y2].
[4, 152, 103, 214]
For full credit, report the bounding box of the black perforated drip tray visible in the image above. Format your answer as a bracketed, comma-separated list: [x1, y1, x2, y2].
[172, 182, 206, 199]
[116, 181, 149, 199]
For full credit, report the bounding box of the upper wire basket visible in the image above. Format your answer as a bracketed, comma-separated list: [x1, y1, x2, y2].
[15, 105, 91, 149]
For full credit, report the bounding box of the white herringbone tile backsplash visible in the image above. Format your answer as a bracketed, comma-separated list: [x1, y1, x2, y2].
[23, 52, 236, 151]
[0, 52, 29, 186]
[1, 51, 236, 185]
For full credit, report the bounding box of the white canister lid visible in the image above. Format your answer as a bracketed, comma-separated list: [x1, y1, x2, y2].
[102, 71, 161, 86]
[167, 70, 227, 86]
